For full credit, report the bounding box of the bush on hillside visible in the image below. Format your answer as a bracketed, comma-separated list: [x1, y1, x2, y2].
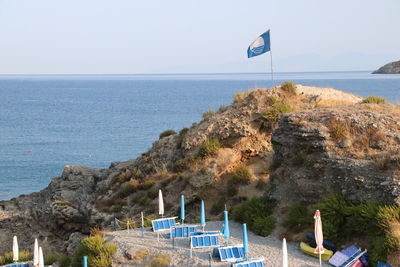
[259, 102, 292, 131]
[362, 95, 387, 104]
[197, 139, 221, 158]
[233, 90, 252, 103]
[232, 197, 276, 236]
[231, 165, 252, 185]
[159, 130, 176, 139]
[202, 110, 216, 119]
[280, 81, 297, 95]
[72, 235, 116, 267]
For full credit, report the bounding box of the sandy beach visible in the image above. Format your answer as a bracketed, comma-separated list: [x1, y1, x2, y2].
[109, 221, 330, 267]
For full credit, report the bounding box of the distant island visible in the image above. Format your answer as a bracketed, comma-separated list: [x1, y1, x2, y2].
[372, 60, 400, 74]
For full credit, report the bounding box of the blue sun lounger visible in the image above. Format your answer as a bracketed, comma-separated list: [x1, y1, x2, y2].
[151, 217, 176, 232]
[190, 234, 219, 258]
[338, 249, 367, 267]
[213, 244, 245, 262]
[170, 225, 198, 239]
[231, 258, 265, 267]
[1, 263, 30, 267]
[377, 263, 392, 267]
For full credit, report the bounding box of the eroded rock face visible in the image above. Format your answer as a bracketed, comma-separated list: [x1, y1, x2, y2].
[0, 165, 113, 254]
[270, 104, 400, 205]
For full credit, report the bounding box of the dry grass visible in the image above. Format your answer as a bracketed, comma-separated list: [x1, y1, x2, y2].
[90, 227, 103, 237]
[327, 118, 349, 141]
[202, 110, 216, 119]
[373, 154, 391, 171]
[280, 81, 297, 95]
[147, 254, 170, 267]
[316, 99, 357, 108]
[233, 90, 252, 103]
[133, 249, 150, 262]
[362, 95, 388, 104]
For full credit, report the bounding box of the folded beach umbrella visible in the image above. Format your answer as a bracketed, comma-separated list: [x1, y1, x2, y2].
[180, 195, 185, 223]
[12, 236, 19, 262]
[314, 210, 325, 267]
[222, 210, 230, 239]
[242, 223, 249, 257]
[158, 189, 164, 217]
[200, 200, 206, 229]
[38, 247, 44, 267]
[34, 238, 39, 267]
[282, 238, 288, 267]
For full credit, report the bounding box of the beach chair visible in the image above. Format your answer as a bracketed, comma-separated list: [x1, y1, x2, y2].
[341, 245, 369, 266]
[214, 244, 245, 262]
[189, 234, 219, 258]
[377, 263, 392, 267]
[337, 249, 367, 267]
[151, 217, 176, 232]
[170, 225, 198, 239]
[231, 258, 265, 267]
[1, 263, 30, 267]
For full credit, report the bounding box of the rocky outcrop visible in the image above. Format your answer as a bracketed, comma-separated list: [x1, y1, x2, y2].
[1, 84, 398, 257]
[271, 104, 400, 205]
[372, 60, 400, 74]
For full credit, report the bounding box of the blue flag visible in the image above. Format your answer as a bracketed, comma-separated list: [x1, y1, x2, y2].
[247, 30, 271, 58]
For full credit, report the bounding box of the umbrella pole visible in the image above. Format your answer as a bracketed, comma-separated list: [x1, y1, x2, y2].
[319, 253, 321, 267]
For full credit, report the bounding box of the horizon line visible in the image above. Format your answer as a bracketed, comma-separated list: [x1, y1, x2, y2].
[0, 70, 374, 76]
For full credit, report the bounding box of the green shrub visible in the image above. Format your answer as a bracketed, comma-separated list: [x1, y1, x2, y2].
[266, 95, 278, 105]
[1, 250, 33, 264]
[231, 165, 252, 184]
[280, 81, 297, 95]
[232, 197, 276, 236]
[147, 187, 159, 199]
[72, 235, 116, 267]
[173, 158, 189, 172]
[131, 193, 152, 206]
[45, 254, 59, 265]
[115, 172, 132, 183]
[147, 254, 170, 267]
[59, 255, 72, 267]
[197, 139, 221, 158]
[159, 130, 176, 139]
[202, 110, 216, 119]
[144, 215, 158, 227]
[233, 90, 252, 103]
[283, 203, 312, 232]
[110, 204, 122, 213]
[251, 216, 276, 237]
[137, 180, 155, 190]
[179, 128, 189, 137]
[118, 180, 139, 198]
[259, 102, 292, 131]
[362, 95, 388, 104]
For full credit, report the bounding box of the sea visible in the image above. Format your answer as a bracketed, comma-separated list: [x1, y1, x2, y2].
[0, 71, 400, 200]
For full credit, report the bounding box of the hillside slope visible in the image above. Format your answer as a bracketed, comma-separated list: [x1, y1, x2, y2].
[1, 84, 399, 263]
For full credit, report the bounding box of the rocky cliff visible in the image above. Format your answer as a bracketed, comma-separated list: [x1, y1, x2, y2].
[0, 83, 399, 257]
[372, 60, 400, 74]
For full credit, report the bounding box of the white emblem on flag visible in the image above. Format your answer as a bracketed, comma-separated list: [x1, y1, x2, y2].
[250, 36, 264, 49]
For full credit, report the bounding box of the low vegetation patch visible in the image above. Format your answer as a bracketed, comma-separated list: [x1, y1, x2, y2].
[232, 197, 276, 237]
[159, 130, 176, 139]
[258, 102, 292, 131]
[280, 81, 297, 95]
[282, 194, 400, 264]
[292, 153, 316, 167]
[119, 217, 137, 229]
[233, 90, 252, 103]
[202, 110, 216, 119]
[327, 118, 348, 141]
[147, 254, 170, 267]
[362, 95, 388, 104]
[72, 235, 116, 267]
[132, 249, 150, 262]
[0, 250, 33, 265]
[196, 138, 221, 158]
[230, 164, 252, 184]
[211, 197, 226, 215]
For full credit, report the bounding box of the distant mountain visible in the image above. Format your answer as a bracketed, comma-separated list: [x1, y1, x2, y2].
[372, 60, 400, 74]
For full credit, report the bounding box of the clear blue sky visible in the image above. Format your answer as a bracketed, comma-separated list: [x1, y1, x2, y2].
[0, 0, 399, 74]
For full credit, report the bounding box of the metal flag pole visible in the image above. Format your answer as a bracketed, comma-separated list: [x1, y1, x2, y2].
[269, 30, 274, 87]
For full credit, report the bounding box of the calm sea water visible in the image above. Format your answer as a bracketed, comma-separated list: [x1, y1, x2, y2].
[0, 71, 400, 200]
